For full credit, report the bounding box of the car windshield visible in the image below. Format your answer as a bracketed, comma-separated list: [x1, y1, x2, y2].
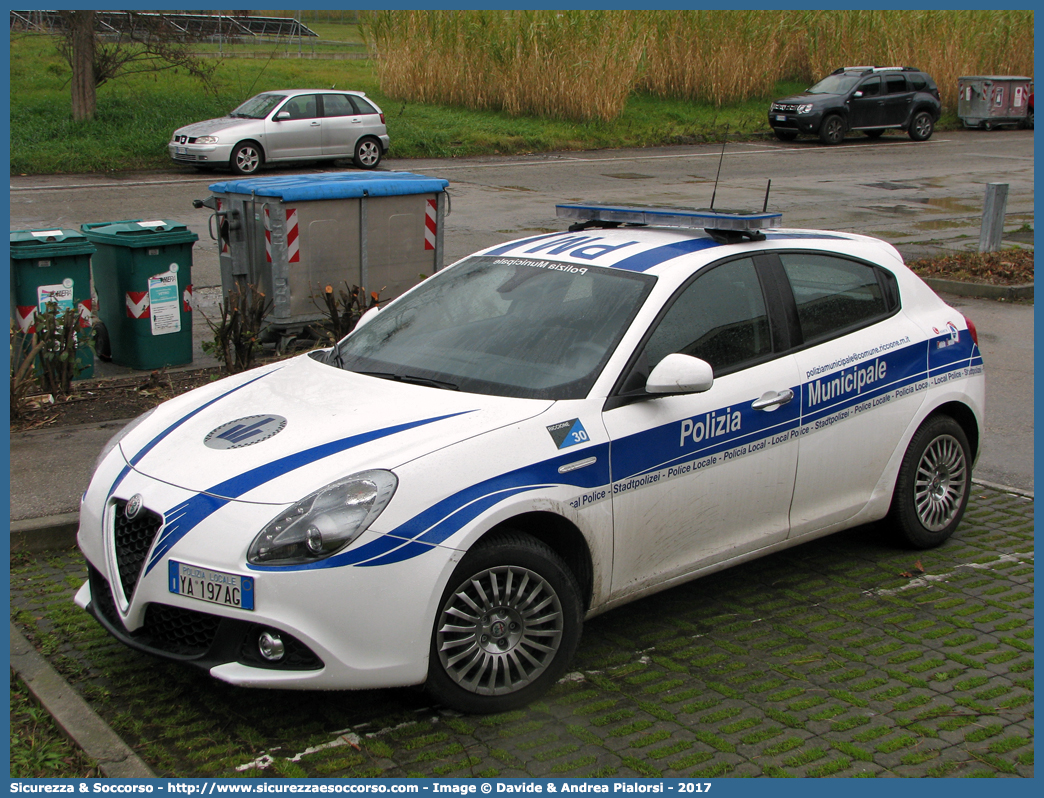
[805, 74, 862, 95]
[230, 94, 285, 119]
[330, 255, 655, 400]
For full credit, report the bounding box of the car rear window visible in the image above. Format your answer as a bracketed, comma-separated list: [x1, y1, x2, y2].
[351, 96, 378, 115]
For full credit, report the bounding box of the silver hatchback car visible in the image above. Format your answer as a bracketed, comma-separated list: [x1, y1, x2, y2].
[169, 89, 390, 174]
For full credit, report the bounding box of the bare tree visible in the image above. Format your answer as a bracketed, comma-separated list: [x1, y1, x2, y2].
[55, 11, 217, 122]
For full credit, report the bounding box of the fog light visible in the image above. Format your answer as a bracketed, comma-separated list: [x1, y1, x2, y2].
[258, 631, 285, 661]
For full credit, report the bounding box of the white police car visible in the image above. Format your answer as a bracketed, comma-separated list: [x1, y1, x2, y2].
[76, 203, 984, 713]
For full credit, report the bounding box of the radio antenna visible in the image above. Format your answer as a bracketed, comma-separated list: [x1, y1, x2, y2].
[709, 124, 730, 211]
[762, 179, 772, 212]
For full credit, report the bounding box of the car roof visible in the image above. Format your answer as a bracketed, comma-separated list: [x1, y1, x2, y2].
[263, 88, 367, 97]
[480, 225, 894, 280]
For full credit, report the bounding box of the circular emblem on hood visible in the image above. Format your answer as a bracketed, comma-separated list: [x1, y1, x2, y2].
[125, 494, 144, 520]
[205, 415, 287, 450]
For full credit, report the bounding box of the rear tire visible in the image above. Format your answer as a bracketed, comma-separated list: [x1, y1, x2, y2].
[353, 138, 382, 169]
[888, 415, 971, 549]
[426, 531, 583, 714]
[909, 111, 935, 141]
[818, 115, 845, 145]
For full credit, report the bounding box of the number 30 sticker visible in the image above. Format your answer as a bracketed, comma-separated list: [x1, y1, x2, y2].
[547, 419, 590, 449]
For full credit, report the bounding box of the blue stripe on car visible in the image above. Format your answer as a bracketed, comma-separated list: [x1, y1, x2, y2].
[106, 368, 281, 503]
[147, 412, 472, 573]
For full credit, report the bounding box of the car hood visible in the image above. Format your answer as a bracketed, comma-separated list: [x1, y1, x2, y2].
[174, 116, 259, 137]
[117, 354, 553, 505]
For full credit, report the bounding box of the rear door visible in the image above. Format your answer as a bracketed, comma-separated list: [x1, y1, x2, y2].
[319, 93, 360, 156]
[604, 255, 802, 599]
[881, 73, 913, 127]
[774, 251, 926, 536]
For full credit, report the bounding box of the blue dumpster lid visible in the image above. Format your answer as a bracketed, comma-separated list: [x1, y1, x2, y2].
[10, 228, 96, 259]
[208, 171, 450, 202]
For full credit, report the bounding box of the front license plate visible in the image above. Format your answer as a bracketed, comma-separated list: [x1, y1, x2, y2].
[169, 561, 254, 610]
[176, 146, 187, 154]
[776, 115, 787, 122]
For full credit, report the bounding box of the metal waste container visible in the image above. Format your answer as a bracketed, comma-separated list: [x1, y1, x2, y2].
[958, 76, 1033, 129]
[81, 219, 198, 370]
[199, 172, 450, 333]
[10, 228, 96, 379]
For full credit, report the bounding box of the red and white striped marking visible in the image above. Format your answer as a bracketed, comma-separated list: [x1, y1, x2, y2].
[183, 284, 193, 313]
[15, 306, 36, 334]
[424, 198, 438, 250]
[77, 299, 93, 328]
[264, 206, 272, 263]
[286, 208, 300, 263]
[126, 291, 151, 319]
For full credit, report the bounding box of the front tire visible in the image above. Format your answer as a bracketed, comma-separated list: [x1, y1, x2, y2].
[818, 115, 845, 145]
[909, 111, 935, 141]
[353, 138, 382, 169]
[231, 142, 263, 175]
[889, 415, 972, 549]
[427, 531, 583, 714]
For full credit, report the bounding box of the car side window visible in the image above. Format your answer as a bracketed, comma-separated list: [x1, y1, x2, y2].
[858, 77, 881, 97]
[909, 74, 927, 91]
[644, 258, 773, 375]
[322, 94, 355, 117]
[350, 96, 378, 115]
[777, 253, 891, 345]
[885, 75, 907, 94]
[280, 95, 317, 120]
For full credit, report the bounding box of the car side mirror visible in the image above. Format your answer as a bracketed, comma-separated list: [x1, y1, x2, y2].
[853, 90, 864, 98]
[274, 111, 291, 121]
[645, 354, 714, 395]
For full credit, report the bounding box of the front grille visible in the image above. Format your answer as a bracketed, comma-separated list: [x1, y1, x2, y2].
[113, 499, 163, 602]
[172, 153, 201, 161]
[85, 563, 323, 672]
[773, 103, 798, 113]
[141, 603, 223, 656]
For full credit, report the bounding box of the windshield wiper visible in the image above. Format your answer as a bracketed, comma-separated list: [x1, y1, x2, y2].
[356, 371, 459, 391]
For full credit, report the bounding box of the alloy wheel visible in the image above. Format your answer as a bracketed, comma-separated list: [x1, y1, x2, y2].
[914, 434, 967, 531]
[436, 565, 564, 696]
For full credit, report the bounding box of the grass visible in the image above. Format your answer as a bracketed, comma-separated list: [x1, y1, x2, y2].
[10, 673, 99, 778]
[11, 10, 1033, 175]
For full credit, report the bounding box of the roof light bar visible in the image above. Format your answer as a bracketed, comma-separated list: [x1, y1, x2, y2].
[556, 203, 782, 233]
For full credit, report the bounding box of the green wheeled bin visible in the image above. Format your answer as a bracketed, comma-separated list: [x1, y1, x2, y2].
[81, 219, 198, 370]
[10, 228, 97, 379]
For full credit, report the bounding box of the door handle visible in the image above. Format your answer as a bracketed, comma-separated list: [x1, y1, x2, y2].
[752, 389, 794, 411]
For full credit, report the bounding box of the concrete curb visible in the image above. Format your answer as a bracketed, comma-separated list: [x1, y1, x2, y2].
[11, 512, 80, 552]
[923, 277, 1033, 301]
[11, 623, 156, 778]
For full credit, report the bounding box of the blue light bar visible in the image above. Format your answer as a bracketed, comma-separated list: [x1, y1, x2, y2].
[556, 203, 782, 232]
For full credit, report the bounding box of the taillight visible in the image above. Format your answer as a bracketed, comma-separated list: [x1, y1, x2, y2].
[380, 113, 385, 124]
[963, 315, 979, 346]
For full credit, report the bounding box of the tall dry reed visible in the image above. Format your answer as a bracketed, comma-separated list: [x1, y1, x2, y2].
[368, 10, 1033, 120]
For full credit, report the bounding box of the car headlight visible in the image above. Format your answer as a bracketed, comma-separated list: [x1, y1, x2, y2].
[247, 470, 398, 566]
[94, 407, 158, 470]
[194, 136, 219, 144]
[797, 104, 814, 114]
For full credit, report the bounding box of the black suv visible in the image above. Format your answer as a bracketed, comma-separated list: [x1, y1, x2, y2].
[769, 66, 942, 145]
